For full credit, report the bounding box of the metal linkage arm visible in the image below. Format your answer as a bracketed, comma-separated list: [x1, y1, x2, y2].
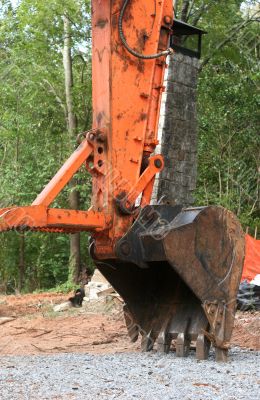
[0, 137, 112, 234]
[33, 138, 93, 207]
[0, 206, 110, 233]
[116, 155, 164, 214]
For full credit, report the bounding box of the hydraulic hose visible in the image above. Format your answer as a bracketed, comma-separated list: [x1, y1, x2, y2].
[118, 0, 173, 60]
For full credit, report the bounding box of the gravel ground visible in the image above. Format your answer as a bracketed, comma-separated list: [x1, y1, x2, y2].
[0, 348, 259, 400]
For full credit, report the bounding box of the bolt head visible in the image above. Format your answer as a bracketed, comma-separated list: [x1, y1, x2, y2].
[154, 159, 162, 169]
[120, 241, 131, 256]
[97, 133, 106, 143]
[164, 16, 172, 25]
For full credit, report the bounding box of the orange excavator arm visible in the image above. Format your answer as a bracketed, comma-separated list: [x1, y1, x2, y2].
[0, 0, 173, 256]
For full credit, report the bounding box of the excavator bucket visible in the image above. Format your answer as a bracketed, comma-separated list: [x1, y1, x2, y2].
[93, 205, 245, 361]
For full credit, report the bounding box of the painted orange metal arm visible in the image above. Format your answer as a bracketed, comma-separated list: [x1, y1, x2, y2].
[117, 155, 164, 214]
[0, 0, 174, 260]
[33, 139, 93, 207]
[0, 138, 110, 233]
[0, 206, 110, 233]
[90, 0, 173, 258]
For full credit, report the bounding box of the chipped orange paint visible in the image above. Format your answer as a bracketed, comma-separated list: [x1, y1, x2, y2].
[91, 0, 173, 258]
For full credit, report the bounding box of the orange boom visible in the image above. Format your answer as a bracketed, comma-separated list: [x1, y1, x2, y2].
[0, 0, 245, 361]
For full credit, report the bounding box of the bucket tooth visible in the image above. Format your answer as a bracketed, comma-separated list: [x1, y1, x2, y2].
[157, 332, 172, 354]
[215, 348, 228, 362]
[123, 305, 139, 343]
[196, 333, 211, 360]
[176, 333, 191, 357]
[141, 330, 155, 352]
[157, 320, 172, 353]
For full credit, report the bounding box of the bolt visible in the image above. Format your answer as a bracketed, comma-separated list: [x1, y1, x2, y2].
[154, 159, 162, 168]
[97, 133, 106, 143]
[150, 211, 158, 221]
[164, 16, 172, 25]
[120, 241, 131, 256]
[140, 92, 149, 99]
[125, 201, 131, 208]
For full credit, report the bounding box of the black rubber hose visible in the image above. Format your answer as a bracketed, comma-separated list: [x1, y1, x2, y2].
[118, 0, 173, 60]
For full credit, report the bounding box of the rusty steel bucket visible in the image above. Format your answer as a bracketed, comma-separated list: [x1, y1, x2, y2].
[93, 205, 245, 361]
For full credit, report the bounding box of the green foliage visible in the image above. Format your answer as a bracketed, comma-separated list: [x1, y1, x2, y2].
[195, 1, 259, 234]
[34, 280, 79, 294]
[0, 0, 93, 293]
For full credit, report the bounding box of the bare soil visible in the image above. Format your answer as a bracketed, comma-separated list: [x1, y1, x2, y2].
[0, 293, 259, 356]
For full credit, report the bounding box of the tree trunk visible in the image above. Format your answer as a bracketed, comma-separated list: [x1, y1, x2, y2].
[63, 14, 81, 284]
[69, 180, 81, 283]
[18, 233, 25, 293]
[63, 15, 77, 136]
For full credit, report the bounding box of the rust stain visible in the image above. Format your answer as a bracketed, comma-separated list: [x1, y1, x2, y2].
[113, 41, 145, 74]
[140, 92, 149, 99]
[137, 59, 145, 74]
[96, 19, 108, 29]
[158, 27, 170, 51]
[122, 60, 129, 72]
[123, 5, 134, 22]
[139, 113, 147, 121]
[134, 112, 147, 125]
[137, 28, 149, 52]
[97, 112, 103, 125]
[112, 14, 117, 29]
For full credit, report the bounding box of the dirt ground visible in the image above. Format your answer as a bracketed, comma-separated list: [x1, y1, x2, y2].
[0, 293, 259, 356]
